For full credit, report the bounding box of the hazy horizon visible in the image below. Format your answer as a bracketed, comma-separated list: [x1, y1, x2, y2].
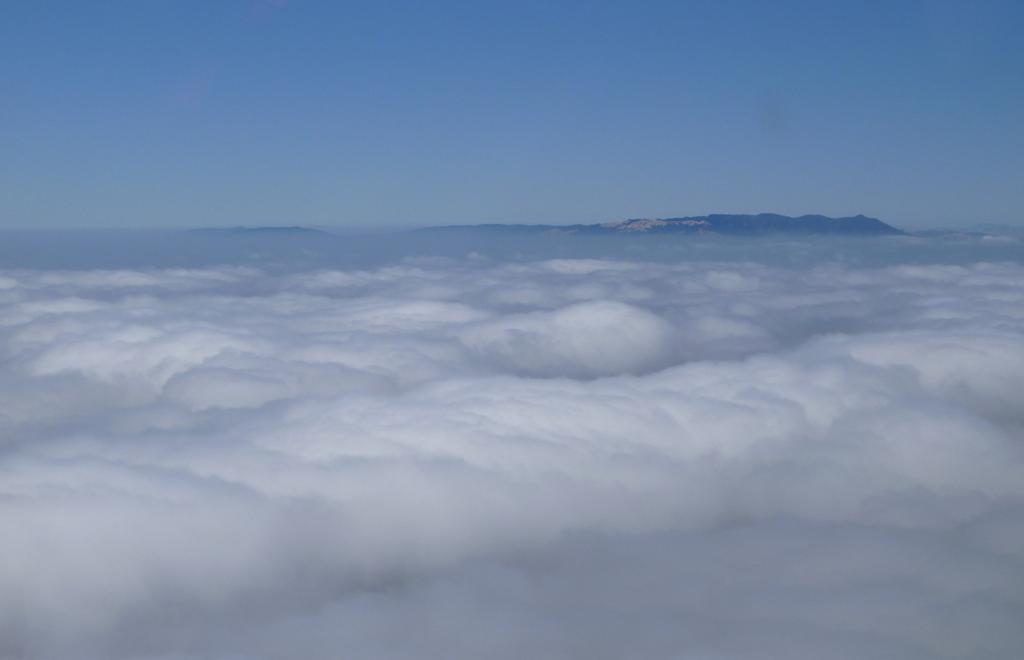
[2, 212, 1021, 233]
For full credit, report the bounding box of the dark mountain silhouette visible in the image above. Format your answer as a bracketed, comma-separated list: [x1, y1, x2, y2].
[421, 213, 904, 236]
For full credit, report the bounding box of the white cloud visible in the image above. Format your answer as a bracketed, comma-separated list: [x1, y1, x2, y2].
[458, 300, 677, 377]
[1, 252, 1023, 659]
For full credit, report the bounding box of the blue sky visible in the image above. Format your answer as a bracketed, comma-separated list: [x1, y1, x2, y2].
[1, 0, 1021, 229]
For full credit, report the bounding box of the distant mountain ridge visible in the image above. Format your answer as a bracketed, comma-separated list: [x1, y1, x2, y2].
[423, 213, 904, 236]
[186, 226, 328, 236]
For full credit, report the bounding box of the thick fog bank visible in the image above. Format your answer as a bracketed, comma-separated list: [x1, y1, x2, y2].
[1, 238, 1023, 658]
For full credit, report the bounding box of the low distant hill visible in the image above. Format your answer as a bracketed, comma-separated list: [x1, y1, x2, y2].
[422, 214, 904, 236]
[186, 226, 330, 237]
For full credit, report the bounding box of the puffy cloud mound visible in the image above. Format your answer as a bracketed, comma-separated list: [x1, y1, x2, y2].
[458, 300, 677, 377]
[1, 251, 1023, 659]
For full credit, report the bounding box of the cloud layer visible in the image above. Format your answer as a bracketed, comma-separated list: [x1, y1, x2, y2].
[1, 251, 1023, 659]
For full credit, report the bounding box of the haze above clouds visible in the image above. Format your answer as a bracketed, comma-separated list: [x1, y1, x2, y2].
[2, 235, 1024, 659]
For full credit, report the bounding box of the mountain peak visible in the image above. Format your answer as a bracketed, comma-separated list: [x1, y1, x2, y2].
[417, 214, 905, 237]
[592, 213, 902, 236]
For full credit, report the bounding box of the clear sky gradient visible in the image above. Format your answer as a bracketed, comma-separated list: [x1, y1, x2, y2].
[2, 0, 1022, 229]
